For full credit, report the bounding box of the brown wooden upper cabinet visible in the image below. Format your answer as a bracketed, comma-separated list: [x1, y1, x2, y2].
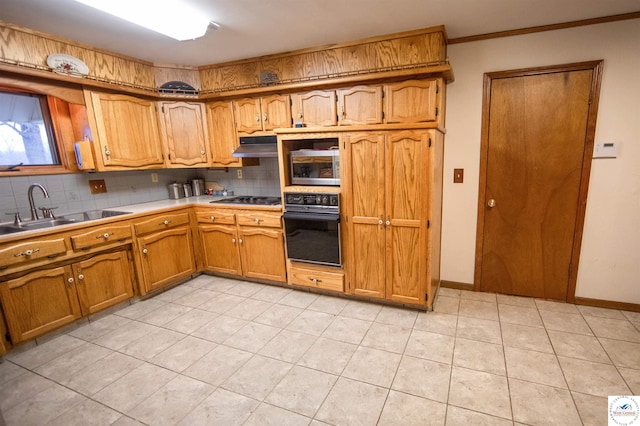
[86, 91, 165, 170]
[337, 85, 383, 125]
[234, 95, 291, 134]
[158, 101, 209, 168]
[383, 79, 440, 124]
[205, 101, 258, 168]
[291, 90, 337, 127]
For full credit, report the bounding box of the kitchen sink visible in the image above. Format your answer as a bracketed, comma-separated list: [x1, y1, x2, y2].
[59, 209, 132, 222]
[0, 210, 132, 235]
[0, 225, 25, 235]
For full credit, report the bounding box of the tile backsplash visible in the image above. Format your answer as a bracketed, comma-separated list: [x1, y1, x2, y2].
[0, 158, 281, 221]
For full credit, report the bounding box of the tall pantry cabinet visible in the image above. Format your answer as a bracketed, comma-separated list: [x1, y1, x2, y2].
[342, 130, 444, 306]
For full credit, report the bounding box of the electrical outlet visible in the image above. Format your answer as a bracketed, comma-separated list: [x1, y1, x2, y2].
[453, 168, 464, 183]
[151, 172, 158, 182]
[89, 179, 107, 194]
[237, 169, 243, 179]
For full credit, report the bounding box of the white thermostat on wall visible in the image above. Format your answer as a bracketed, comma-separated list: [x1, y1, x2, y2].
[593, 141, 618, 158]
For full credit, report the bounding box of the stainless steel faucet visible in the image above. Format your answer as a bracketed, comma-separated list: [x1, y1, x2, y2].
[28, 183, 50, 220]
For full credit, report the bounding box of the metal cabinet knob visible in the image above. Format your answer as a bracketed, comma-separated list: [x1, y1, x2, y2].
[378, 219, 383, 225]
[385, 220, 391, 226]
[231, 238, 236, 244]
[239, 239, 243, 244]
[255, 114, 260, 122]
[210, 216, 215, 221]
[67, 277, 74, 283]
[162, 220, 170, 225]
[487, 199, 496, 208]
[78, 274, 85, 281]
[142, 248, 148, 254]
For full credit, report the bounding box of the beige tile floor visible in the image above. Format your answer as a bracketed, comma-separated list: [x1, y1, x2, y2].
[1, 275, 639, 425]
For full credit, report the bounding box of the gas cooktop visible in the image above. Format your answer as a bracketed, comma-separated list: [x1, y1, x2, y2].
[213, 196, 281, 206]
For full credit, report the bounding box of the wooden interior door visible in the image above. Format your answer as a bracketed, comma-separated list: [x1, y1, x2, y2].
[385, 131, 428, 304]
[476, 62, 602, 301]
[344, 132, 386, 298]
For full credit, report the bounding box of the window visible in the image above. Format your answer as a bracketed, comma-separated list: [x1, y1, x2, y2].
[0, 90, 60, 167]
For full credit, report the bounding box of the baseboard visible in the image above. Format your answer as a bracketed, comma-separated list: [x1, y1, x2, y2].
[439, 283, 639, 313]
[440, 280, 474, 291]
[574, 297, 640, 313]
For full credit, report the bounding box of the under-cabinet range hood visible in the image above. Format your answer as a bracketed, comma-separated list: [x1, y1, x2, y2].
[233, 135, 278, 158]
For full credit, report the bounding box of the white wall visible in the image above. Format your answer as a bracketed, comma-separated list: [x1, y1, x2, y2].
[441, 19, 640, 303]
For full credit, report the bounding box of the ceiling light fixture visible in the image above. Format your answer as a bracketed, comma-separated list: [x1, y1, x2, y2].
[74, 0, 213, 41]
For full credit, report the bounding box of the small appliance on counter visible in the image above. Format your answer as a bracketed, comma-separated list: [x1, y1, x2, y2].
[191, 178, 205, 196]
[167, 182, 184, 199]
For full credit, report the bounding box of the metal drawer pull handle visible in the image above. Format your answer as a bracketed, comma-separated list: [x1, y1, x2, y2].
[161, 220, 171, 225]
[97, 232, 114, 239]
[309, 278, 322, 284]
[14, 248, 40, 257]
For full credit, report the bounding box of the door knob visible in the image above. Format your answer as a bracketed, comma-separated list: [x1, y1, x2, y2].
[487, 199, 496, 208]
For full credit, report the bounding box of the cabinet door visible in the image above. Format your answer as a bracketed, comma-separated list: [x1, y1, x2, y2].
[261, 95, 291, 131]
[205, 101, 244, 167]
[234, 98, 262, 134]
[343, 133, 386, 298]
[88, 92, 164, 168]
[73, 250, 134, 316]
[291, 90, 337, 127]
[385, 131, 429, 305]
[137, 226, 195, 294]
[198, 224, 242, 275]
[160, 101, 209, 167]
[384, 80, 438, 124]
[337, 86, 383, 125]
[0, 266, 81, 343]
[238, 228, 286, 282]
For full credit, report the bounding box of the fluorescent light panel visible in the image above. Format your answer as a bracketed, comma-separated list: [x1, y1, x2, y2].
[75, 0, 211, 41]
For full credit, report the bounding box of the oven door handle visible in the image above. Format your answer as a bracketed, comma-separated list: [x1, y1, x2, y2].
[283, 211, 340, 222]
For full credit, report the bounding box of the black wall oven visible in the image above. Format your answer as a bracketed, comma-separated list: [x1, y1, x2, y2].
[282, 192, 341, 267]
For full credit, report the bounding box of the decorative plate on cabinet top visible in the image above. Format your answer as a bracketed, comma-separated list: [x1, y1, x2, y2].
[46, 54, 89, 77]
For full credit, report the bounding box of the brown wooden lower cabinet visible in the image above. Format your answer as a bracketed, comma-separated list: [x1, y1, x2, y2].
[199, 224, 242, 275]
[288, 262, 344, 292]
[197, 208, 286, 283]
[136, 225, 196, 294]
[73, 250, 134, 316]
[238, 227, 286, 282]
[0, 249, 134, 344]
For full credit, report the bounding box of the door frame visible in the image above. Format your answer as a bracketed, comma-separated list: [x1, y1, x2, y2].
[474, 60, 604, 302]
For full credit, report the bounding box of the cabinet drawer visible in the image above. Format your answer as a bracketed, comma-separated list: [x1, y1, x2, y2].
[288, 265, 344, 292]
[134, 212, 190, 236]
[196, 210, 235, 225]
[236, 212, 281, 228]
[71, 224, 132, 251]
[0, 237, 68, 270]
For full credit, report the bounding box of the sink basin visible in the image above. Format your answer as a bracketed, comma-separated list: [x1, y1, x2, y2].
[16, 218, 79, 230]
[0, 210, 132, 236]
[60, 209, 132, 222]
[0, 225, 25, 235]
